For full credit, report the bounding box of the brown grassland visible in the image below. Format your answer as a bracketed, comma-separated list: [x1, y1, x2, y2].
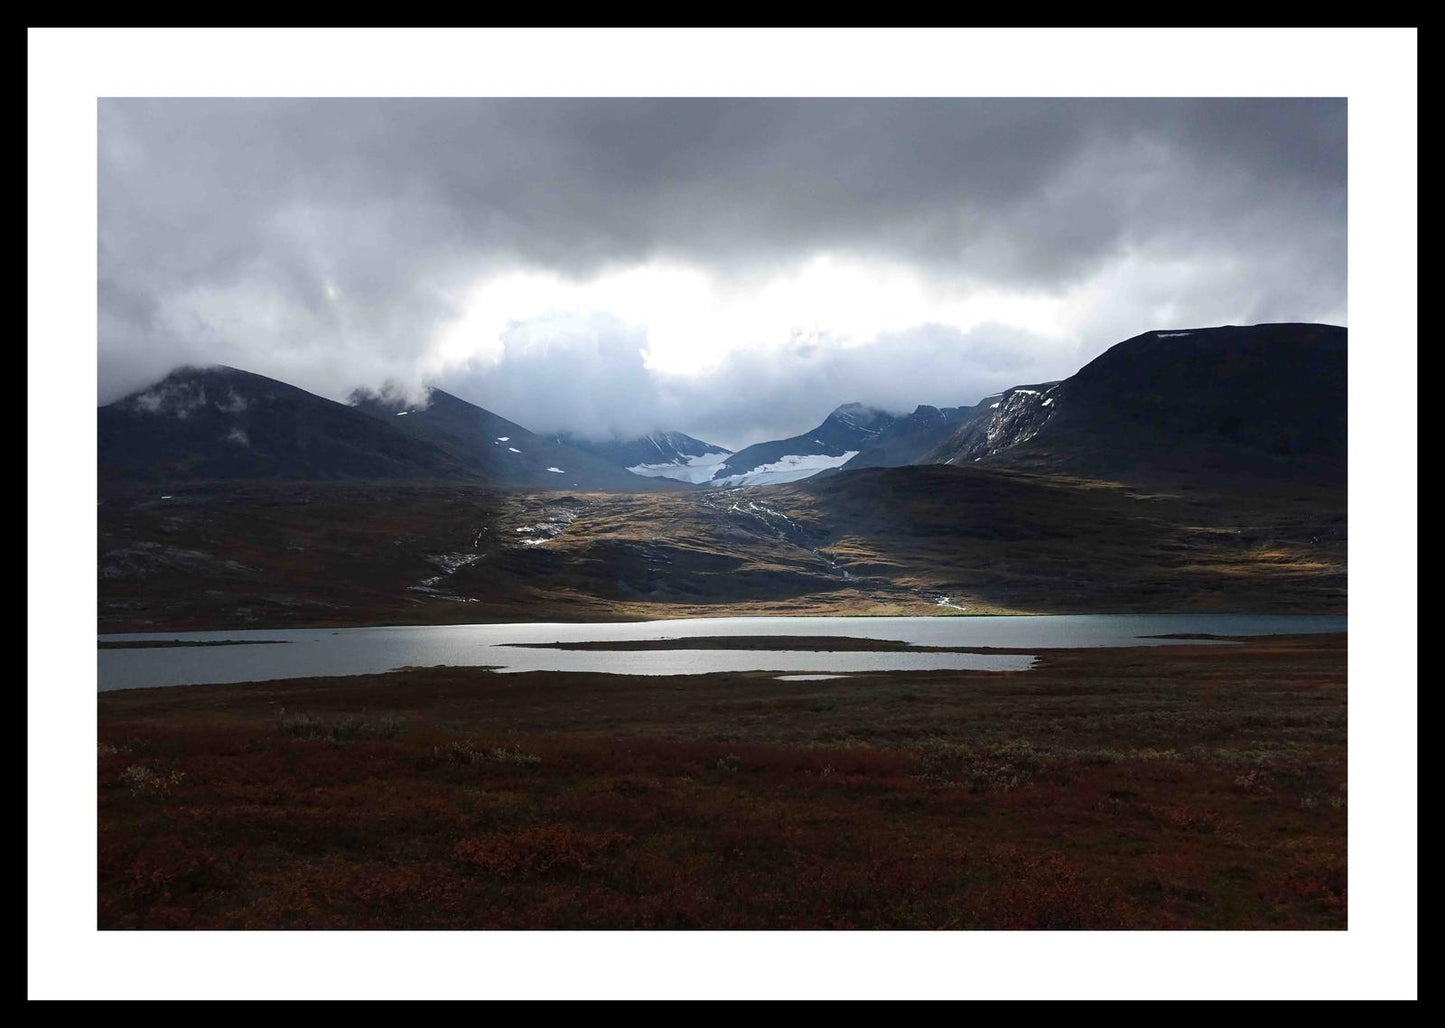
[98, 466, 1345, 632]
[98, 633, 1345, 930]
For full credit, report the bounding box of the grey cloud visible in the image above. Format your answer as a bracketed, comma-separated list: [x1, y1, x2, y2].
[439, 312, 663, 441]
[98, 98, 1346, 439]
[437, 319, 1066, 451]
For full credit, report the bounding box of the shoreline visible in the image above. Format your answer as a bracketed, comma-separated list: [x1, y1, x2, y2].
[99, 609, 1349, 639]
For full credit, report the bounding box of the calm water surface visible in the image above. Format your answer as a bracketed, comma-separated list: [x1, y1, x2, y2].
[97, 614, 1345, 692]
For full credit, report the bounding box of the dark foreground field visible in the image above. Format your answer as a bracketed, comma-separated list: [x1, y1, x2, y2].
[98, 634, 1346, 930]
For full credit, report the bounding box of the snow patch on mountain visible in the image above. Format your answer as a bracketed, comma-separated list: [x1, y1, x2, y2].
[627, 449, 732, 484]
[712, 451, 860, 487]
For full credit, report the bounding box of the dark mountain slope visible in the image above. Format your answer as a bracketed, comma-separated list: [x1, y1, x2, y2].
[99, 366, 471, 485]
[351, 388, 687, 492]
[917, 383, 1063, 467]
[841, 404, 974, 470]
[924, 324, 1346, 484]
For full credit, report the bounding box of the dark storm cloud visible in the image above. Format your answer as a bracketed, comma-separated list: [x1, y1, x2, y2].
[98, 98, 1346, 440]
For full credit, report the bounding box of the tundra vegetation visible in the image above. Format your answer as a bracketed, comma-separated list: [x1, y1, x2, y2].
[98, 633, 1345, 929]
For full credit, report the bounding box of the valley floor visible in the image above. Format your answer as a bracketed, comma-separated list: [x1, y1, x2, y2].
[98, 633, 1346, 929]
[98, 466, 1347, 633]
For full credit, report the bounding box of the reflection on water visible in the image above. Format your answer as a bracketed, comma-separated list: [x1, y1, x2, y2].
[97, 613, 1345, 692]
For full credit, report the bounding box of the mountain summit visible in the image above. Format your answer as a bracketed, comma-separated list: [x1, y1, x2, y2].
[99, 366, 469, 483]
[706, 402, 900, 487]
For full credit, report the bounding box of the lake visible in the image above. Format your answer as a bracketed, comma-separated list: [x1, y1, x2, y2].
[96, 613, 1346, 691]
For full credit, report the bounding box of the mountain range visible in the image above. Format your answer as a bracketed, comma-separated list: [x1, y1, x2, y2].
[98, 322, 1347, 631]
[98, 323, 1346, 493]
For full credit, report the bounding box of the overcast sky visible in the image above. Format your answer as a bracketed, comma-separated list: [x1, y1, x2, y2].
[98, 98, 1346, 449]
